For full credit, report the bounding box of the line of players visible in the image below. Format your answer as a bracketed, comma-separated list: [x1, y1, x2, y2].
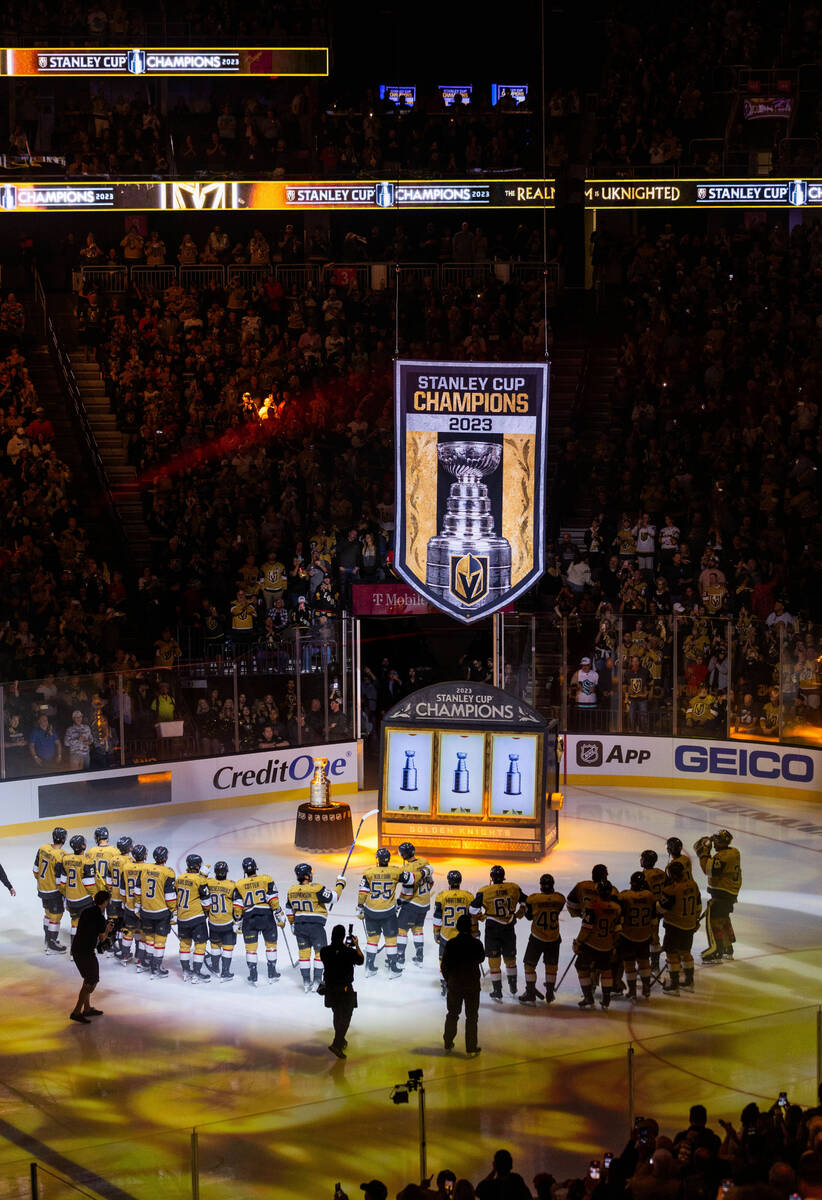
[32, 826, 741, 1003]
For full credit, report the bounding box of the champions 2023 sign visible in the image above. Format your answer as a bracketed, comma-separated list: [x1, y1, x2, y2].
[394, 360, 549, 623]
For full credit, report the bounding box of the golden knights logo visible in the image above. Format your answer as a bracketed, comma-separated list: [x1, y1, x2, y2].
[394, 359, 549, 624]
[451, 553, 488, 605]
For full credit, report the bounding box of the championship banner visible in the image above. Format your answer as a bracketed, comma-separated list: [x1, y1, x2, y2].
[394, 359, 549, 624]
[0, 47, 329, 76]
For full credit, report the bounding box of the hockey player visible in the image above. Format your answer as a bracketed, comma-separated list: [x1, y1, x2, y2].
[33, 826, 67, 953]
[575, 879, 622, 1009]
[119, 843, 146, 965]
[357, 848, 407, 978]
[286, 862, 346, 992]
[659, 860, 702, 993]
[206, 861, 237, 980]
[107, 836, 132, 956]
[640, 849, 667, 970]
[175, 854, 212, 984]
[617, 871, 656, 1001]
[395, 842, 434, 968]
[433, 870, 476, 996]
[90, 827, 119, 889]
[56, 835, 97, 946]
[470, 865, 526, 1002]
[139, 846, 177, 976]
[666, 837, 693, 881]
[232, 857, 286, 986]
[694, 829, 741, 962]
[519, 874, 565, 1006]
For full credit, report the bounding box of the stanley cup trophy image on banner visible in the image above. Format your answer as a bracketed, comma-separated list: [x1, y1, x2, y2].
[394, 360, 549, 622]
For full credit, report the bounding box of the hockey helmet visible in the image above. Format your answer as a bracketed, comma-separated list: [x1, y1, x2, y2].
[713, 829, 733, 848]
[398, 842, 415, 860]
[116, 835, 133, 855]
[639, 849, 658, 869]
[153, 845, 168, 864]
[490, 865, 505, 884]
[132, 843, 147, 862]
[94, 826, 109, 844]
[69, 834, 86, 854]
[667, 860, 685, 881]
[213, 861, 229, 880]
[242, 856, 258, 876]
[295, 863, 312, 883]
[630, 870, 647, 892]
[596, 879, 614, 900]
[376, 848, 391, 867]
[540, 873, 555, 893]
[186, 854, 203, 874]
[666, 837, 683, 857]
[52, 826, 67, 845]
[592, 863, 609, 883]
[447, 869, 463, 889]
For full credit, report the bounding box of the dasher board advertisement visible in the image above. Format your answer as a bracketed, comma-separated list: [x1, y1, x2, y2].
[393, 360, 549, 623]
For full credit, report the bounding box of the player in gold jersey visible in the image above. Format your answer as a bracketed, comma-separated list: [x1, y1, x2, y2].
[286, 862, 346, 992]
[232, 856, 286, 986]
[640, 849, 667, 971]
[106, 836, 133, 956]
[396, 842, 434, 968]
[206, 861, 238, 980]
[665, 837, 692, 880]
[175, 854, 212, 984]
[90, 826, 120, 890]
[470, 865, 527, 1002]
[694, 829, 742, 963]
[659, 861, 702, 994]
[358, 848, 408, 978]
[433, 870, 476, 996]
[139, 846, 177, 976]
[617, 872, 656, 1001]
[118, 843, 146, 966]
[56, 835, 97, 946]
[575, 880, 622, 1009]
[33, 826, 67, 953]
[519, 874, 565, 1006]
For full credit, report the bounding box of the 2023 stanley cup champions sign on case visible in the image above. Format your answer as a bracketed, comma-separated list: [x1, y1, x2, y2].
[394, 360, 549, 623]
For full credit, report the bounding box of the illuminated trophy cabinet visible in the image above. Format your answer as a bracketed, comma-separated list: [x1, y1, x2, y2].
[379, 681, 561, 860]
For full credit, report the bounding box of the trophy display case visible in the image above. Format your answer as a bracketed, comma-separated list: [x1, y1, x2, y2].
[379, 682, 561, 859]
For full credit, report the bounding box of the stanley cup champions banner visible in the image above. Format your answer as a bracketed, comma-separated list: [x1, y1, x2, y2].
[394, 360, 549, 623]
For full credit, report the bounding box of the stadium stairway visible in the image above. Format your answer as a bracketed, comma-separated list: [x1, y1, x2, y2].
[49, 303, 151, 569]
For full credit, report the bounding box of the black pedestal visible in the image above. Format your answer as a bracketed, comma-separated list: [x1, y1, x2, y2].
[295, 801, 354, 851]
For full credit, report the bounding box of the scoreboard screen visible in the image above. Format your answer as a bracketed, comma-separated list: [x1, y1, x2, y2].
[439, 84, 472, 107]
[379, 85, 416, 108]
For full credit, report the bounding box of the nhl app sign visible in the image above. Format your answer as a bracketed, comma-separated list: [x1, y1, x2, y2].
[394, 360, 549, 623]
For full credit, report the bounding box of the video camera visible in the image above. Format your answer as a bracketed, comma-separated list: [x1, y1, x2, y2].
[98, 913, 123, 954]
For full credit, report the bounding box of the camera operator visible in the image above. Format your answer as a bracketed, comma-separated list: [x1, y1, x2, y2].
[70, 889, 114, 1024]
[319, 923, 363, 1059]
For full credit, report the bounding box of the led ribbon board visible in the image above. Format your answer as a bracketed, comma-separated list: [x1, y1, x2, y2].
[0, 179, 555, 212]
[585, 177, 822, 208]
[0, 47, 329, 76]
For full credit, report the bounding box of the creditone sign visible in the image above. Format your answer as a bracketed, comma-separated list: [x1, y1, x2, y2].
[0, 47, 329, 76]
[0, 741, 358, 830]
[0, 178, 556, 213]
[394, 359, 549, 623]
[566, 734, 820, 793]
[585, 178, 822, 209]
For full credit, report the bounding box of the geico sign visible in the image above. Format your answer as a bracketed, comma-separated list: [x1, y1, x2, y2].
[213, 753, 348, 791]
[674, 744, 814, 782]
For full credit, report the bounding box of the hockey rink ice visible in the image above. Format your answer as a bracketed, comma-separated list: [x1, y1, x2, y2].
[0, 781, 819, 1200]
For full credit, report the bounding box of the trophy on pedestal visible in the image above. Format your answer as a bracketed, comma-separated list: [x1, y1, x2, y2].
[308, 757, 331, 807]
[426, 441, 511, 607]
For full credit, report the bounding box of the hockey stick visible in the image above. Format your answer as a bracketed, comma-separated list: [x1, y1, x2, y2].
[339, 808, 379, 878]
[279, 922, 296, 968]
[556, 952, 578, 991]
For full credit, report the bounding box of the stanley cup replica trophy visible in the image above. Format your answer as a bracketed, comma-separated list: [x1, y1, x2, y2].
[295, 756, 353, 851]
[425, 441, 511, 606]
[308, 757, 331, 807]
